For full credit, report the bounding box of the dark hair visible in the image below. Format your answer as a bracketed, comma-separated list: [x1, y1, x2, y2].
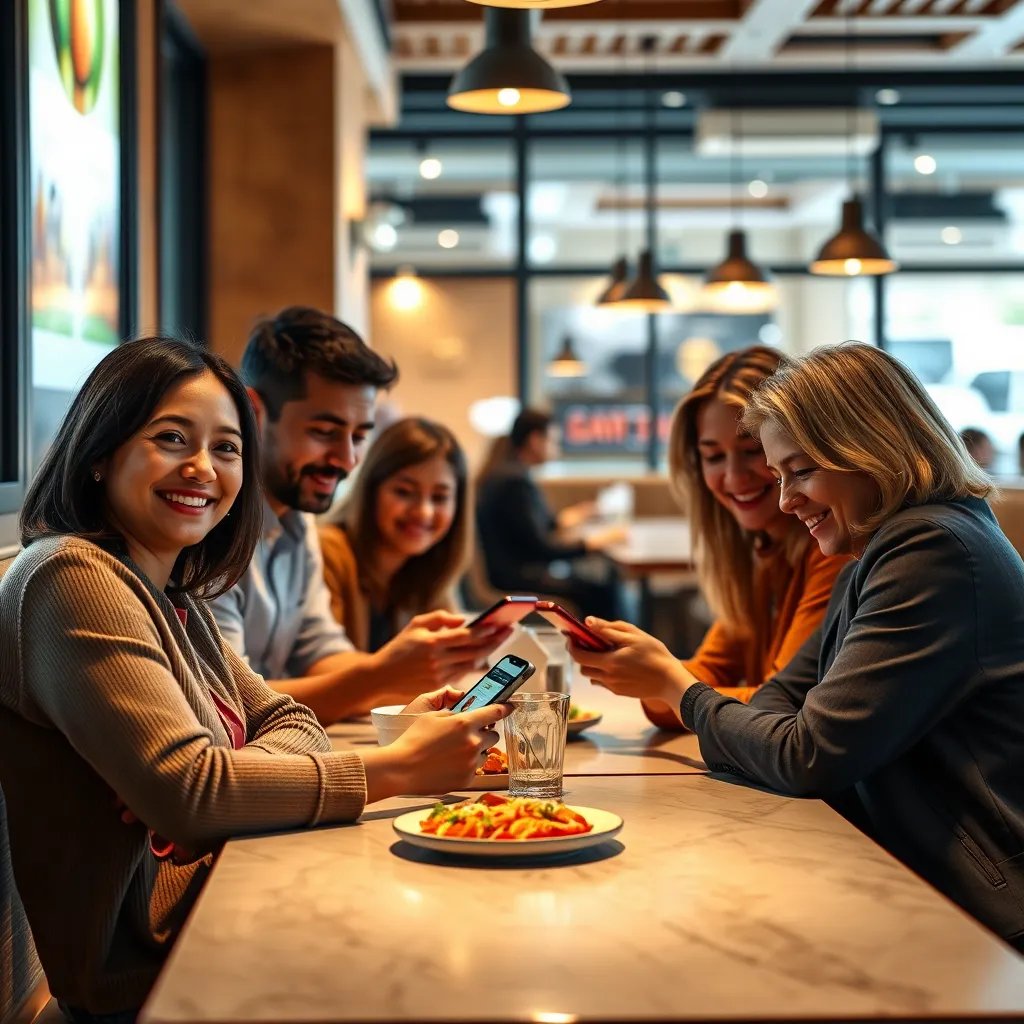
[241, 306, 398, 420]
[510, 408, 553, 450]
[340, 417, 470, 614]
[20, 337, 264, 599]
[959, 427, 991, 449]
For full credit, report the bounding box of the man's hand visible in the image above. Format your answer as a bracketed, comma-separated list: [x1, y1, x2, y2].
[567, 617, 698, 708]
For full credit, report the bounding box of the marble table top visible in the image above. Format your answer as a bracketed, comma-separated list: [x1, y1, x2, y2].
[142, 773, 1024, 1024]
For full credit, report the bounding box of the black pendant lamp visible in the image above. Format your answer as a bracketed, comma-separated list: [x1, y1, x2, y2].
[810, 198, 898, 277]
[548, 334, 587, 377]
[704, 230, 777, 312]
[468, 0, 603, 7]
[615, 249, 671, 312]
[596, 255, 629, 306]
[447, 9, 571, 115]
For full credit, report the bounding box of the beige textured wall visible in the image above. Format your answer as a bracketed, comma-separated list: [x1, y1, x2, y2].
[205, 46, 336, 366]
[369, 276, 517, 471]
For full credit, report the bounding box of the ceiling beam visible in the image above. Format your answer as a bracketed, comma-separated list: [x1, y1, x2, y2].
[949, 0, 1024, 59]
[719, 0, 821, 61]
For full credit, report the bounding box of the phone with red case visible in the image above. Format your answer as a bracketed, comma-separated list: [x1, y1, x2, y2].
[465, 595, 538, 631]
[534, 600, 615, 652]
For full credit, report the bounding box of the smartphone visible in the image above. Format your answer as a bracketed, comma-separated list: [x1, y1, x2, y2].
[534, 600, 615, 653]
[451, 655, 535, 713]
[465, 596, 538, 631]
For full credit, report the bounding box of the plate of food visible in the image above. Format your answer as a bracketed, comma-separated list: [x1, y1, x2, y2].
[567, 706, 603, 737]
[393, 793, 623, 858]
[468, 747, 509, 790]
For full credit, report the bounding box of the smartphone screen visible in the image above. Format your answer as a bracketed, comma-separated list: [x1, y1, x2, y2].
[451, 655, 534, 712]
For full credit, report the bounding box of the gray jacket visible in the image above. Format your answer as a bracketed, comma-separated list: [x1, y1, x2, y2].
[682, 497, 1024, 946]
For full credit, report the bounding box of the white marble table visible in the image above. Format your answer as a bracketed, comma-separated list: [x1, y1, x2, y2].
[141, 773, 1024, 1024]
[327, 677, 707, 777]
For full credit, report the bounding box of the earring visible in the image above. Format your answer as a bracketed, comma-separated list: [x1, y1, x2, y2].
[93, 470, 101, 482]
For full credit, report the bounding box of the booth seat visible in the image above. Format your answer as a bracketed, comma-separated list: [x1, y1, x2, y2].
[991, 483, 1024, 560]
[538, 474, 679, 518]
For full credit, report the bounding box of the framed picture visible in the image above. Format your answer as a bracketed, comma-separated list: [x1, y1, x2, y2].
[26, 0, 136, 471]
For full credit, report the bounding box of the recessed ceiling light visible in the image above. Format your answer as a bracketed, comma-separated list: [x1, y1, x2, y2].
[876, 88, 900, 106]
[914, 154, 937, 175]
[941, 226, 962, 245]
[437, 229, 460, 249]
[372, 223, 398, 251]
[662, 91, 686, 108]
[747, 179, 768, 199]
[418, 156, 443, 180]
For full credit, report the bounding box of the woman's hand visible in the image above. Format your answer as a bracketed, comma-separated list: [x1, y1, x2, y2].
[364, 702, 510, 800]
[402, 686, 464, 714]
[568, 617, 699, 708]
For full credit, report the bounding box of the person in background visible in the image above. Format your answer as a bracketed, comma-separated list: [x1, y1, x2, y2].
[320, 417, 470, 651]
[641, 346, 850, 730]
[570, 342, 1024, 949]
[0, 339, 507, 1022]
[476, 408, 624, 620]
[960, 427, 995, 471]
[210, 308, 509, 724]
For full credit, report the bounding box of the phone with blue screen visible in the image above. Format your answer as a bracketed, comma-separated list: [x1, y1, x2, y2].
[451, 655, 535, 713]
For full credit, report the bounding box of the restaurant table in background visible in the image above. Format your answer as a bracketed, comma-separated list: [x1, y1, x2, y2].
[141, 768, 1024, 1024]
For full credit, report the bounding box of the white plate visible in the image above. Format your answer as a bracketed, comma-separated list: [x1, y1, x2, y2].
[468, 772, 509, 791]
[567, 710, 603, 737]
[392, 805, 623, 858]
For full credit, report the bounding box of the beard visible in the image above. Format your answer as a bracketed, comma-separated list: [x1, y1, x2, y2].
[265, 461, 347, 514]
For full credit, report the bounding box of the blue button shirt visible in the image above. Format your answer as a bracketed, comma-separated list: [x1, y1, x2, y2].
[210, 501, 353, 680]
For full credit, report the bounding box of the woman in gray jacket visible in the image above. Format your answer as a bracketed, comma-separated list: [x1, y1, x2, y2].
[572, 342, 1024, 949]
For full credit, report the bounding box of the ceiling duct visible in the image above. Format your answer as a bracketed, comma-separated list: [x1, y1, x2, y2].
[696, 109, 879, 157]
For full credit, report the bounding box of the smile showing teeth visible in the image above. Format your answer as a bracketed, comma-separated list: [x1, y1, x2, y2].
[161, 493, 211, 508]
[732, 488, 768, 503]
[805, 511, 828, 530]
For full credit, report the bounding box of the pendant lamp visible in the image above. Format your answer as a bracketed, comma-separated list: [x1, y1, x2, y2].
[810, 198, 898, 276]
[596, 256, 629, 305]
[616, 249, 671, 312]
[447, 9, 571, 115]
[548, 335, 587, 377]
[705, 231, 777, 312]
[467, 0, 603, 7]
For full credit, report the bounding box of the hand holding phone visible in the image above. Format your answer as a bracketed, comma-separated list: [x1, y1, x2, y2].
[451, 655, 535, 712]
[465, 596, 538, 631]
[534, 600, 615, 652]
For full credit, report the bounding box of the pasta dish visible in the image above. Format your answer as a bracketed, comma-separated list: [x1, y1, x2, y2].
[420, 793, 593, 841]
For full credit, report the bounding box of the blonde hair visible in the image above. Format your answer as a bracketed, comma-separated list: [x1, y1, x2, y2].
[338, 417, 471, 614]
[742, 342, 993, 541]
[668, 345, 806, 632]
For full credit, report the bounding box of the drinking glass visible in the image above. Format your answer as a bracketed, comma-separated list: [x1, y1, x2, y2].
[504, 692, 570, 799]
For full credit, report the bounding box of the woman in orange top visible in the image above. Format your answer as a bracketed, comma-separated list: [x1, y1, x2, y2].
[642, 346, 849, 730]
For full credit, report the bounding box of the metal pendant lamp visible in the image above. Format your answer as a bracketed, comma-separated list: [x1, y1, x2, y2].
[548, 334, 587, 377]
[467, 0, 604, 8]
[447, 9, 571, 115]
[596, 255, 629, 306]
[810, 198, 898, 276]
[616, 249, 671, 312]
[704, 230, 778, 312]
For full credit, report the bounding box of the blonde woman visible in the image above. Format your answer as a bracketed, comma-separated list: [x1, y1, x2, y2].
[570, 342, 1024, 947]
[643, 346, 849, 730]
[320, 418, 479, 653]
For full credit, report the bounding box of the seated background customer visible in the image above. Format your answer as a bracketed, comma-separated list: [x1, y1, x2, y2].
[476, 408, 623, 620]
[320, 417, 470, 650]
[642, 346, 849, 730]
[0, 339, 507, 1022]
[570, 342, 1024, 948]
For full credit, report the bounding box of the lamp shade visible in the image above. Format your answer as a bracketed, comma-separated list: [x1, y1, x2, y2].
[596, 255, 629, 306]
[467, 0, 603, 7]
[548, 335, 586, 377]
[810, 199, 898, 276]
[615, 249, 672, 312]
[703, 230, 778, 313]
[447, 10, 571, 115]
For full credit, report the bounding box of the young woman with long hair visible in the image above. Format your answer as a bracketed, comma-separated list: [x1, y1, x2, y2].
[570, 342, 1024, 948]
[320, 417, 472, 651]
[642, 345, 850, 729]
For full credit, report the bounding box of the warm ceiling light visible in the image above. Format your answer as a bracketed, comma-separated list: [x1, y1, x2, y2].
[596, 256, 629, 306]
[418, 156, 443, 180]
[467, 0, 602, 7]
[703, 230, 777, 313]
[447, 10, 571, 115]
[809, 199, 897, 277]
[747, 178, 768, 199]
[914, 153, 937, 175]
[547, 335, 586, 377]
[616, 249, 672, 312]
[437, 229, 460, 249]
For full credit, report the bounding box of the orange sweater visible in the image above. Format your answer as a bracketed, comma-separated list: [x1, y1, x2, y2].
[642, 540, 849, 730]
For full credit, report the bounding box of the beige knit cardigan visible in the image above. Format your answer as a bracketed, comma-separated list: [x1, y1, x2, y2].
[0, 536, 367, 1014]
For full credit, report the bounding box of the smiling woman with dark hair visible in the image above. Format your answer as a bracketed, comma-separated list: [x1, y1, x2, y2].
[0, 338, 507, 1024]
